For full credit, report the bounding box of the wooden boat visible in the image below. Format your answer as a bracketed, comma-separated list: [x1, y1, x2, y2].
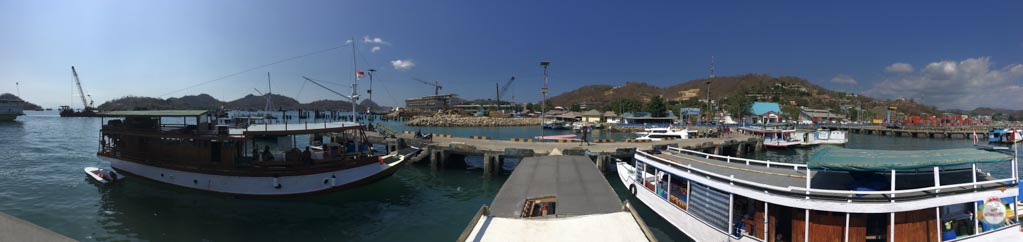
[84, 167, 123, 184]
[96, 110, 417, 196]
[618, 147, 1022, 241]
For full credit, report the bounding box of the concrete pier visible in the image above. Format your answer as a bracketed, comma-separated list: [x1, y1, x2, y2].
[0, 212, 76, 242]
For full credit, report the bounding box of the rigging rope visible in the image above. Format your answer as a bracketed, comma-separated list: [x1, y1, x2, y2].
[159, 45, 346, 97]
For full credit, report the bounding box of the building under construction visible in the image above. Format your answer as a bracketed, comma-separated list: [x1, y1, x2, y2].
[404, 94, 456, 112]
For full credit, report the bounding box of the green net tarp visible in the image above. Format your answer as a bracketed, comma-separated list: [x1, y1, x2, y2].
[807, 148, 1012, 171]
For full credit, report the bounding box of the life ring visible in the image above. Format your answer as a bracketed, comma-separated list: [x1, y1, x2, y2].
[629, 184, 637, 197]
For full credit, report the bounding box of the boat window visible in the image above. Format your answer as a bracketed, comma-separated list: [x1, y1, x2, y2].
[667, 173, 688, 210]
[687, 181, 729, 232]
[520, 196, 556, 218]
[730, 195, 765, 240]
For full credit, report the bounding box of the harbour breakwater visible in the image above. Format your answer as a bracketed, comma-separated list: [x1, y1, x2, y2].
[406, 115, 542, 127]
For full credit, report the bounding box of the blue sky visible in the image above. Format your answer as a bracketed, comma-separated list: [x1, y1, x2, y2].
[2, 1, 1022, 109]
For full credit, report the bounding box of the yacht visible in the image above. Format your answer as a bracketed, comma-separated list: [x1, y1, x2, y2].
[96, 110, 418, 196]
[617, 146, 1022, 241]
[635, 126, 690, 141]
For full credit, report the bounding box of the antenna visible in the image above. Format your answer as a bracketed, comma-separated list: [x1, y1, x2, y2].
[710, 56, 715, 79]
[266, 72, 273, 112]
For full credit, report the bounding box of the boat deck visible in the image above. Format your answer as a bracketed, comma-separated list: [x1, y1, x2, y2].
[654, 152, 810, 188]
[650, 149, 1008, 201]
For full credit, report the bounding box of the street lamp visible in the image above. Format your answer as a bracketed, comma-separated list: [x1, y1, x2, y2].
[540, 61, 550, 142]
[367, 69, 376, 103]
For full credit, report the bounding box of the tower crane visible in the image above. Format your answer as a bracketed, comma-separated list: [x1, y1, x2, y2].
[412, 78, 442, 95]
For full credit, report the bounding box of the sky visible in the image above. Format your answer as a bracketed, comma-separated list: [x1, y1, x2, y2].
[1, 1, 1022, 110]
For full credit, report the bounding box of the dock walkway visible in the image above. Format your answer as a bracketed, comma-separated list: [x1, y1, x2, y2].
[0, 212, 76, 242]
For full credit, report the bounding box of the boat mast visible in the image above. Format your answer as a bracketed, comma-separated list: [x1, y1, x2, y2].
[266, 72, 273, 113]
[351, 37, 358, 122]
[71, 66, 91, 110]
[350, 37, 360, 153]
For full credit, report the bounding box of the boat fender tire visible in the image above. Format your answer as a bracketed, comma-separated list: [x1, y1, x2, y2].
[629, 184, 637, 197]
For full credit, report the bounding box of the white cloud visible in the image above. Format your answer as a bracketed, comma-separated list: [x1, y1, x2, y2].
[371, 46, 381, 53]
[391, 59, 415, 71]
[344, 39, 353, 45]
[866, 57, 1023, 109]
[831, 74, 858, 85]
[884, 63, 914, 74]
[363, 35, 389, 45]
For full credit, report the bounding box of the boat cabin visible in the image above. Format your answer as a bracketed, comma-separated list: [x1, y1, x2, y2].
[626, 147, 1020, 241]
[97, 110, 378, 175]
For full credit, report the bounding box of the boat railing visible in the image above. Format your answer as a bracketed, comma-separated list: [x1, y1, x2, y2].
[637, 150, 1018, 203]
[456, 205, 490, 242]
[667, 147, 806, 170]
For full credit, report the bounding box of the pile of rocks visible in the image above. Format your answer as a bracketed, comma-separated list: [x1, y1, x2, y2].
[406, 114, 542, 127]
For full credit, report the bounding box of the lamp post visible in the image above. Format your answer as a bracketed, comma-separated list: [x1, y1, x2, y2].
[540, 61, 550, 142]
[367, 69, 376, 104]
[705, 80, 711, 123]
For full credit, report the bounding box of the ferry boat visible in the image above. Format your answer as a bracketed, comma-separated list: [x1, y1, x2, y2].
[0, 99, 24, 121]
[617, 146, 1021, 242]
[96, 110, 418, 196]
[635, 126, 690, 141]
[739, 126, 801, 148]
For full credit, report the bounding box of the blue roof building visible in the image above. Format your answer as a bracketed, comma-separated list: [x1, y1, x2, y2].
[750, 102, 783, 123]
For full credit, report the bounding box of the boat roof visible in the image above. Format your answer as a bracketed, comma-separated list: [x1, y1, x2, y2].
[99, 110, 209, 117]
[808, 147, 1012, 171]
[230, 121, 363, 136]
[488, 156, 623, 218]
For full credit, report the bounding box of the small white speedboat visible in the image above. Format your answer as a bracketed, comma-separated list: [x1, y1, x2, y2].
[84, 167, 123, 184]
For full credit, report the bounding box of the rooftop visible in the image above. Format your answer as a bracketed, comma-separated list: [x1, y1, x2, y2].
[99, 110, 209, 117]
[751, 102, 782, 115]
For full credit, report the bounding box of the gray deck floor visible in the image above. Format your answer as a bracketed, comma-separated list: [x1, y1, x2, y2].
[655, 152, 810, 189]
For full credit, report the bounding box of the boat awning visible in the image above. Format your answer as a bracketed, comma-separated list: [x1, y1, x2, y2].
[99, 110, 209, 117]
[808, 147, 1013, 172]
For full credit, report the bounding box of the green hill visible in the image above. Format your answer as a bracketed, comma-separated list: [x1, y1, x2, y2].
[0, 93, 43, 110]
[547, 74, 941, 121]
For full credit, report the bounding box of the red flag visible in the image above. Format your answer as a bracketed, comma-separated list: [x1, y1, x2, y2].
[357, 70, 365, 79]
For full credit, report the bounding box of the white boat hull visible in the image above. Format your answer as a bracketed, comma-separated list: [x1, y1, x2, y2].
[100, 154, 409, 196]
[616, 162, 760, 242]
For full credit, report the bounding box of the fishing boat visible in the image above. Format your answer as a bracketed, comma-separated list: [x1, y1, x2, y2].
[0, 99, 24, 121]
[635, 126, 690, 141]
[739, 126, 801, 148]
[542, 120, 569, 130]
[617, 146, 1022, 242]
[988, 128, 1007, 143]
[96, 110, 419, 196]
[60, 66, 101, 117]
[1002, 129, 1023, 143]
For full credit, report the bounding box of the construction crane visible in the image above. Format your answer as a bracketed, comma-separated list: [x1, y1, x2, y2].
[496, 76, 516, 111]
[413, 78, 442, 95]
[70, 66, 93, 110]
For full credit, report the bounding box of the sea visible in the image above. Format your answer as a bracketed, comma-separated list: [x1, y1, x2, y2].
[0, 111, 1019, 241]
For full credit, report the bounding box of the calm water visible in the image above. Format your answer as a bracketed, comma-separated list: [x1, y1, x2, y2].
[1, 112, 1019, 241]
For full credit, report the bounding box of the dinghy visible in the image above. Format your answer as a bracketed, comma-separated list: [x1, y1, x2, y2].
[84, 167, 122, 184]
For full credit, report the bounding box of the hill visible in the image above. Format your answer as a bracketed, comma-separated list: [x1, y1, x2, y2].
[0, 93, 43, 110]
[546, 74, 943, 121]
[98, 93, 378, 111]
